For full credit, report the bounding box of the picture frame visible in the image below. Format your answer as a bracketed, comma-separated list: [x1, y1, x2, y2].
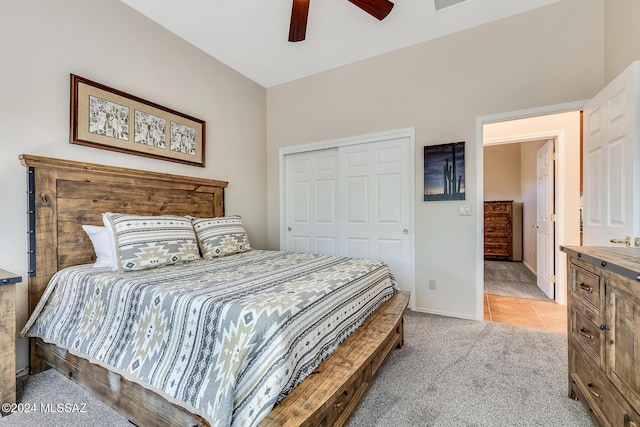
[70, 74, 205, 167]
[424, 141, 465, 201]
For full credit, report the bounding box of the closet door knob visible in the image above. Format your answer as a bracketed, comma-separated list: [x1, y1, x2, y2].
[610, 236, 631, 247]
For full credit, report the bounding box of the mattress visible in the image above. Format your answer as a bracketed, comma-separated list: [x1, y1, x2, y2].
[23, 249, 397, 426]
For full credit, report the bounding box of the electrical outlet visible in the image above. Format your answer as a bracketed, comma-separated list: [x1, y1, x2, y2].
[429, 279, 436, 290]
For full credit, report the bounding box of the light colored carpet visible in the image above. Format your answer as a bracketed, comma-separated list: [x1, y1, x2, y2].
[347, 311, 591, 426]
[0, 369, 132, 426]
[484, 260, 551, 301]
[1, 311, 591, 426]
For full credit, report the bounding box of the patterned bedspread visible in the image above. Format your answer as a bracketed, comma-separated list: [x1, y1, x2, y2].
[23, 250, 397, 426]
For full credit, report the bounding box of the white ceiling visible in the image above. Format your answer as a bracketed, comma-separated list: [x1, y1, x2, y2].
[120, 0, 563, 88]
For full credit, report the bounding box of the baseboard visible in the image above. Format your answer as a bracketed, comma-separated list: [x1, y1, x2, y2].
[522, 260, 537, 276]
[410, 307, 479, 321]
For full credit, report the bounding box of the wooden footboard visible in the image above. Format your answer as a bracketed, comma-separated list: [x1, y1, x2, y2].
[33, 291, 409, 427]
[33, 338, 209, 426]
[260, 290, 410, 427]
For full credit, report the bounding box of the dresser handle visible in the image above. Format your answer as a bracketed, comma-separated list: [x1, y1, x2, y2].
[579, 327, 593, 340]
[587, 382, 601, 398]
[579, 283, 593, 293]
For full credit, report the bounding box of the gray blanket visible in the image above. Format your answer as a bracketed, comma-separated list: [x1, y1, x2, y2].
[23, 250, 397, 426]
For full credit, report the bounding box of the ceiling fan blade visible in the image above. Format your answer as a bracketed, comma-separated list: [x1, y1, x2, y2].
[348, 0, 394, 20]
[289, 0, 310, 42]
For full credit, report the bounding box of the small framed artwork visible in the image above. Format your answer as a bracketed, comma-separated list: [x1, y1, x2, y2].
[70, 74, 205, 167]
[424, 141, 465, 201]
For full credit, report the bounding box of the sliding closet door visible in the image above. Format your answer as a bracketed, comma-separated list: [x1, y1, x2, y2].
[282, 130, 414, 295]
[284, 149, 339, 255]
[338, 138, 412, 286]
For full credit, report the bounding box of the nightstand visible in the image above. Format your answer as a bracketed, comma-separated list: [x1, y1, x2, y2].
[0, 269, 20, 414]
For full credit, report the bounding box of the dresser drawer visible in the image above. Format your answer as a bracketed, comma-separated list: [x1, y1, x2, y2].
[484, 235, 510, 245]
[485, 215, 511, 226]
[571, 348, 640, 427]
[571, 264, 602, 316]
[484, 202, 511, 214]
[570, 306, 603, 367]
[484, 244, 509, 257]
[484, 226, 511, 235]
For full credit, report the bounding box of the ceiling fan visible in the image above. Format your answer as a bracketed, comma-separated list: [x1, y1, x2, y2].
[289, 0, 394, 42]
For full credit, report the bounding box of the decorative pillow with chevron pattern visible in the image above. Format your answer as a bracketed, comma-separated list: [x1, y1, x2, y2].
[191, 215, 251, 258]
[103, 213, 201, 272]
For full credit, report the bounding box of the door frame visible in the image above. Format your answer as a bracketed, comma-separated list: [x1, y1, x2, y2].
[279, 127, 416, 309]
[476, 101, 586, 319]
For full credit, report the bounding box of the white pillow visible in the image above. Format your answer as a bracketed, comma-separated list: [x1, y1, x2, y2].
[82, 224, 118, 270]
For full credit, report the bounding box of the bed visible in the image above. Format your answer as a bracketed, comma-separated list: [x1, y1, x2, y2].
[19, 154, 410, 426]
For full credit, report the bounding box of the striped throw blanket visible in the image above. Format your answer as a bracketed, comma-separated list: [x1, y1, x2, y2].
[23, 250, 397, 426]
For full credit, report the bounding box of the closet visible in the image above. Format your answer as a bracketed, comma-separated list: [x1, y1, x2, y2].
[281, 130, 414, 295]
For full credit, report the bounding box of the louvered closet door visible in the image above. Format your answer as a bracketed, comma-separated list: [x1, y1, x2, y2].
[285, 149, 339, 255]
[338, 138, 411, 287]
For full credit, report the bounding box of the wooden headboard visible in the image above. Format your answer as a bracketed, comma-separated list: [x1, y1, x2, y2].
[20, 154, 227, 315]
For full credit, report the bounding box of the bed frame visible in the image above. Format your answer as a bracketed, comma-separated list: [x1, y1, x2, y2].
[20, 154, 410, 426]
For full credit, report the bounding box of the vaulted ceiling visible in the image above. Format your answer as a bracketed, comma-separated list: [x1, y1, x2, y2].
[120, 0, 563, 88]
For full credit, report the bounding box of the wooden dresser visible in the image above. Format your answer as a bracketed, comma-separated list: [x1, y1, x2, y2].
[0, 269, 20, 415]
[562, 246, 640, 426]
[484, 201, 522, 261]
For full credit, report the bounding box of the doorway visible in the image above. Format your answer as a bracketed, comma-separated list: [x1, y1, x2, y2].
[476, 107, 583, 326]
[482, 138, 562, 331]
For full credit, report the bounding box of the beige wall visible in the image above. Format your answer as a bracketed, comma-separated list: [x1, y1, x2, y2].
[267, 0, 603, 318]
[605, 0, 640, 83]
[1, 0, 267, 371]
[484, 144, 522, 202]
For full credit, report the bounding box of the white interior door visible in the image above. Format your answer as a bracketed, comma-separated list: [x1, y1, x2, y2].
[338, 138, 412, 291]
[536, 140, 555, 299]
[284, 149, 339, 255]
[583, 61, 640, 247]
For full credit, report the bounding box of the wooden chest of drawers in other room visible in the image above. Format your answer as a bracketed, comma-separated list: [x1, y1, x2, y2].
[562, 246, 640, 427]
[484, 201, 522, 261]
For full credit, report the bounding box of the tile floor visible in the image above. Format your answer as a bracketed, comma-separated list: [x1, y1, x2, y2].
[484, 294, 568, 333]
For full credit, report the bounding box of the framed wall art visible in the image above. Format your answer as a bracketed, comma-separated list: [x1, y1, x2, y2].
[70, 74, 206, 167]
[424, 141, 465, 201]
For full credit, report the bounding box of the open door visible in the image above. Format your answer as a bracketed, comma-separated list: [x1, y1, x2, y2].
[583, 61, 640, 246]
[536, 139, 555, 299]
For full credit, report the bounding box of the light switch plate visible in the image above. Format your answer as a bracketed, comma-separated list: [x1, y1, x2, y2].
[458, 204, 472, 216]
